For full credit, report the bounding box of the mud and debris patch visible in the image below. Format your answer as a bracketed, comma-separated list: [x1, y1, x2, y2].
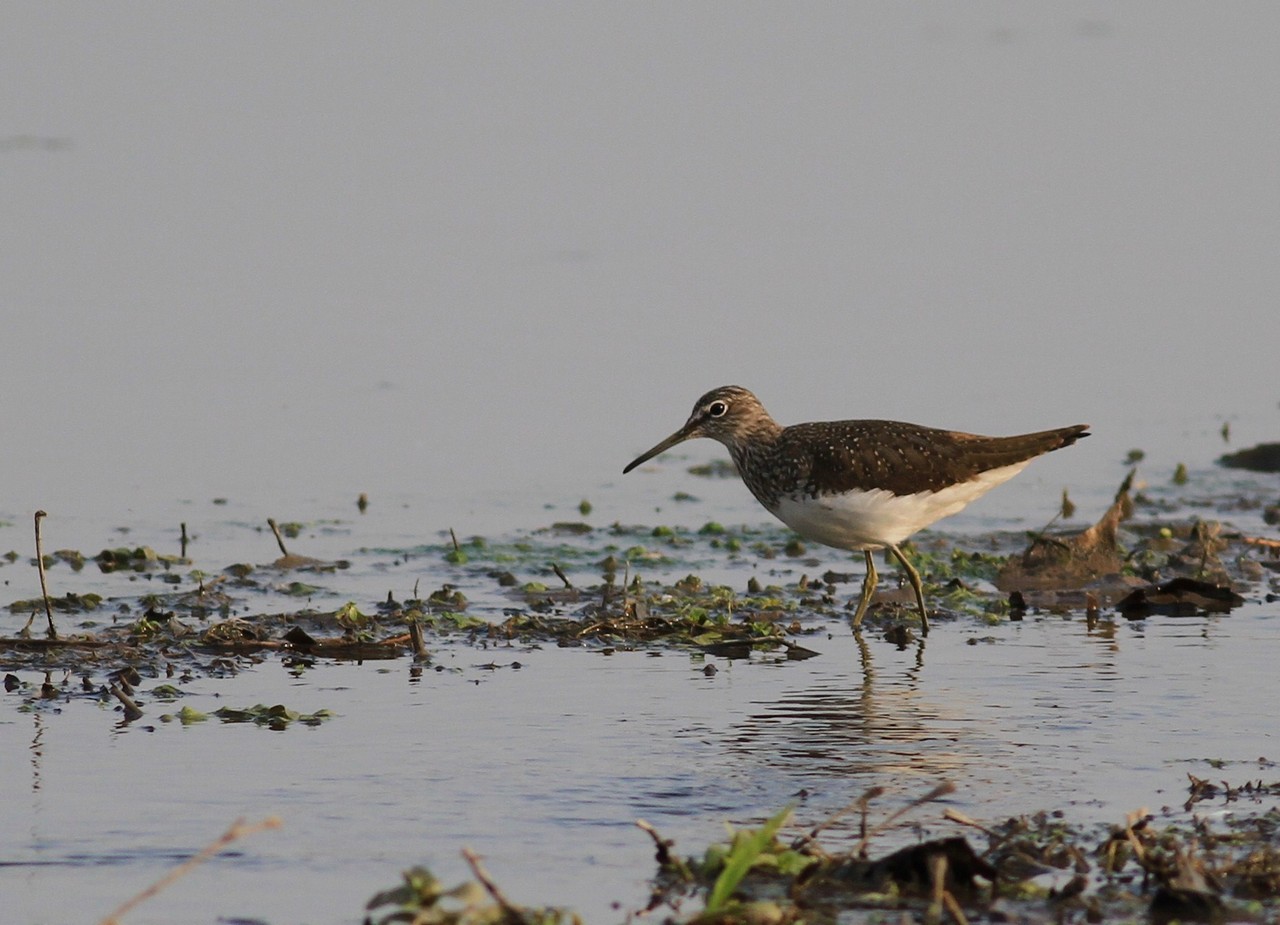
[2, 502, 1275, 684]
[995, 470, 1132, 592]
[810, 836, 997, 904]
[4, 464, 1279, 703]
[620, 779, 1280, 925]
[365, 850, 581, 925]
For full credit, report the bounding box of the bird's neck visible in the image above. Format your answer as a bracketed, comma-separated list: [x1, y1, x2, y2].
[723, 417, 785, 478]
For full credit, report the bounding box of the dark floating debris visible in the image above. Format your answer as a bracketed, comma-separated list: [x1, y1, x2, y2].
[1116, 576, 1245, 618]
[816, 836, 997, 903]
[1151, 885, 1227, 925]
[1218, 441, 1280, 472]
[699, 640, 754, 659]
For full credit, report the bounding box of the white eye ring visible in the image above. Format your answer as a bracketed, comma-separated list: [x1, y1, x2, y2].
[708, 401, 728, 418]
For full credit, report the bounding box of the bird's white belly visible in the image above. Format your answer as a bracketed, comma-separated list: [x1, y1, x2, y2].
[768, 461, 1032, 550]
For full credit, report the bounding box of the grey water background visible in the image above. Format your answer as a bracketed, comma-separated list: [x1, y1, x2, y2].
[5, 3, 1279, 530]
[3, 4, 1280, 924]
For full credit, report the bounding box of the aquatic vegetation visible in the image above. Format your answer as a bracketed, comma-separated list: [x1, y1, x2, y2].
[630, 781, 1280, 925]
[95, 545, 188, 573]
[211, 703, 334, 730]
[1, 497, 1271, 685]
[703, 805, 801, 915]
[366, 853, 581, 925]
[8, 591, 103, 613]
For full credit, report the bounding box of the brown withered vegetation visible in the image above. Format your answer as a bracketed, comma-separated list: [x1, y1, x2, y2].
[996, 470, 1134, 592]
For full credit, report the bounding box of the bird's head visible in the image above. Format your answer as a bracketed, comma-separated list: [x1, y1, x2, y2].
[623, 386, 771, 473]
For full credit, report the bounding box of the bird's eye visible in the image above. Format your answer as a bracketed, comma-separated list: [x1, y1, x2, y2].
[707, 401, 728, 418]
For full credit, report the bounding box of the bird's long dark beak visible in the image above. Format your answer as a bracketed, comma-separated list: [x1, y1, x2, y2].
[623, 424, 698, 474]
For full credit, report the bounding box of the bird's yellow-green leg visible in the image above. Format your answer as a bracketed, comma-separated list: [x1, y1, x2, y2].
[850, 549, 877, 630]
[888, 544, 930, 636]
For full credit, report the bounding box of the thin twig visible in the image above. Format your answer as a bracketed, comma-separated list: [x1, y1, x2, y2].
[34, 511, 57, 639]
[461, 847, 523, 919]
[1123, 809, 1148, 863]
[927, 852, 972, 925]
[791, 786, 885, 851]
[267, 519, 289, 557]
[635, 819, 670, 863]
[551, 563, 574, 589]
[942, 886, 970, 925]
[635, 819, 693, 881]
[180, 522, 188, 559]
[98, 816, 282, 925]
[942, 808, 1002, 841]
[853, 781, 957, 857]
[929, 851, 948, 915]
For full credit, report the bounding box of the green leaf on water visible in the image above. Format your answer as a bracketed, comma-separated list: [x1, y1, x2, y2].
[705, 805, 793, 913]
[427, 586, 467, 609]
[430, 611, 488, 630]
[149, 684, 184, 702]
[334, 601, 370, 629]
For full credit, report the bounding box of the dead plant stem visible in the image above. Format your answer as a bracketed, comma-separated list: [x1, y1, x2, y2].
[98, 816, 281, 925]
[33, 511, 57, 639]
[462, 847, 523, 919]
[852, 782, 957, 857]
[267, 518, 288, 557]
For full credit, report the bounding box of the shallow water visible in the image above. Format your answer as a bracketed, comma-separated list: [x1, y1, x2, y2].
[4, 600, 1277, 923]
[2, 433, 1278, 923]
